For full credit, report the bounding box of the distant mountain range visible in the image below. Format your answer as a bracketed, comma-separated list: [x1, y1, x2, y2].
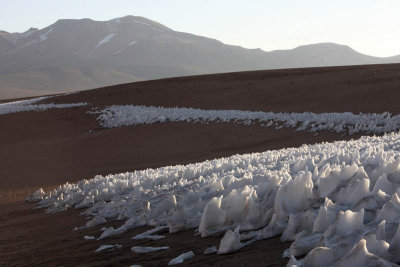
[0, 15, 399, 99]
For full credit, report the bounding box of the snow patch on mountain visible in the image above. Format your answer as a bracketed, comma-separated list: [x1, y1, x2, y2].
[39, 28, 54, 42]
[113, 48, 125, 55]
[113, 41, 137, 55]
[96, 33, 115, 48]
[11, 28, 54, 50]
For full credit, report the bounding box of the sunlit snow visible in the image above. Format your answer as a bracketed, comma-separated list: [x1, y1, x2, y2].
[29, 132, 400, 266]
[96, 105, 400, 135]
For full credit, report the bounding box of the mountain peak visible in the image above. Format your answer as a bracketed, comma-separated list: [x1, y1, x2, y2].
[22, 27, 39, 36]
[294, 42, 352, 50]
[107, 15, 171, 31]
[26, 27, 39, 32]
[49, 15, 171, 32]
[53, 18, 94, 25]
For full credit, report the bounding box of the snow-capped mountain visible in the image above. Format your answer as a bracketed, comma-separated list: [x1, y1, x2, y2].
[0, 15, 399, 99]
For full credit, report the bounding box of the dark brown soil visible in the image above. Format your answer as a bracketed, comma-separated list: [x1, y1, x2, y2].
[49, 63, 400, 114]
[0, 202, 290, 267]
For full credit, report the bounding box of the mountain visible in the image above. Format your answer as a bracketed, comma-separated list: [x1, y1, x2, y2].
[0, 15, 399, 99]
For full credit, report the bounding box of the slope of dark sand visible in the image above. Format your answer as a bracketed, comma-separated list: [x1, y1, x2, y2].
[0, 202, 290, 267]
[1, 64, 399, 266]
[48, 64, 400, 114]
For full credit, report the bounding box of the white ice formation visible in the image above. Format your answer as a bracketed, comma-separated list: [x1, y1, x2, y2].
[168, 251, 195, 265]
[96, 105, 400, 135]
[95, 244, 122, 252]
[204, 246, 218, 254]
[218, 226, 245, 254]
[132, 226, 167, 240]
[131, 246, 169, 253]
[29, 132, 400, 266]
[0, 96, 87, 115]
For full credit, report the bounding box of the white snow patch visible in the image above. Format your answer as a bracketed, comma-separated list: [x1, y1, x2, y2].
[95, 105, 400, 135]
[15, 28, 54, 48]
[83, 235, 95, 240]
[113, 41, 138, 55]
[113, 48, 125, 55]
[0, 96, 87, 115]
[95, 33, 115, 48]
[31, 132, 400, 265]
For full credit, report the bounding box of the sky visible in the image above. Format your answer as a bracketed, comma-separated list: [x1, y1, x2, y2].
[1, 0, 399, 57]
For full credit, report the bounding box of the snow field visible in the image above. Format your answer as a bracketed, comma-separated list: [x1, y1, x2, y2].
[96, 105, 400, 135]
[28, 132, 400, 266]
[0, 96, 87, 115]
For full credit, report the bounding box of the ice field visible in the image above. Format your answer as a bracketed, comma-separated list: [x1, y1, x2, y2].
[28, 132, 400, 266]
[97, 105, 400, 135]
[3, 96, 400, 136]
[0, 96, 87, 115]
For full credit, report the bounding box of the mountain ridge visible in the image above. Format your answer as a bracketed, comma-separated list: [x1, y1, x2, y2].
[0, 15, 399, 99]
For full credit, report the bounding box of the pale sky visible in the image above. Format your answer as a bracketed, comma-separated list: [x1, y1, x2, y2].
[1, 0, 399, 57]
